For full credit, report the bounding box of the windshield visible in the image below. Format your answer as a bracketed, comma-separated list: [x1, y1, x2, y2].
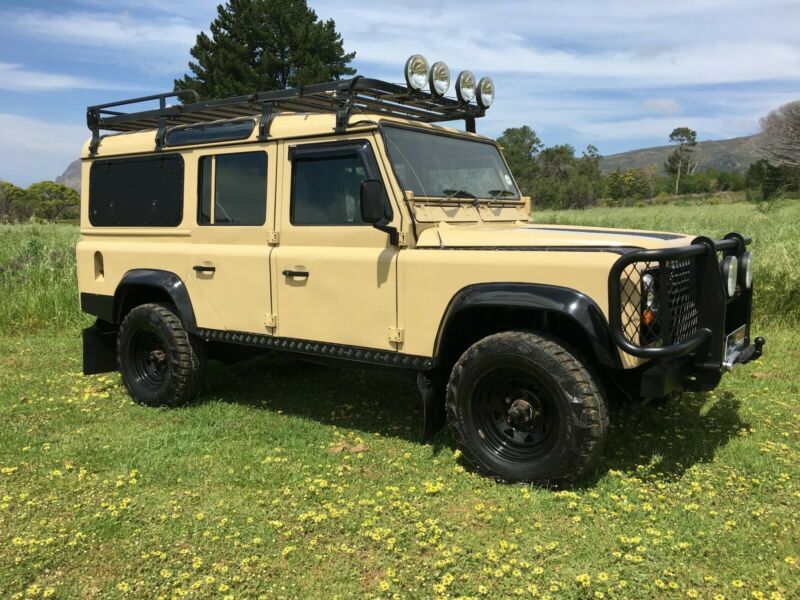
[382, 125, 519, 200]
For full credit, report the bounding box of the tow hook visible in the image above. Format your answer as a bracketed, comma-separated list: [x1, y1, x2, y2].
[751, 336, 766, 361]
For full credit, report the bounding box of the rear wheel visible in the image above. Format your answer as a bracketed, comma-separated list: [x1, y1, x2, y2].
[446, 331, 608, 485]
[117, 303, 205, 407]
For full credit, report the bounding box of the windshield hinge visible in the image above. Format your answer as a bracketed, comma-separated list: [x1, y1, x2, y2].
[267, 231, 279, 245]
[388, 327, 404, 344]
[264, 314, 277, 331]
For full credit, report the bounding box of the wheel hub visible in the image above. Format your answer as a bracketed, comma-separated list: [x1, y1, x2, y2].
[147, 349, 167, 366]
[506, 396, 540, 427]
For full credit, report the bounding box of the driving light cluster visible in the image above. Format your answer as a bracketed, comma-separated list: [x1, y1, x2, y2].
[404, 54, 495, 109]
[719, 250, 753, 297]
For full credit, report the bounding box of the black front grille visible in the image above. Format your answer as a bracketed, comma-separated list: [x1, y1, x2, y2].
[617, 257, 701, 348]
[666, 258, 700, 343]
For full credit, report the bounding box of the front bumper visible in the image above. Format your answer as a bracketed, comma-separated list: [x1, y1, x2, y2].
[608, 232, 764, 396]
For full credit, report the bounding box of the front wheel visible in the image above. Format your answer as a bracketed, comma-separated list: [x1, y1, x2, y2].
[446, 331, 608, 485]
[117, 303, 205, 407]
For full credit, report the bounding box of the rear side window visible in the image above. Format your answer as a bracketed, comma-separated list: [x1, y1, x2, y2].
[198, 151, 267, 226]
[89, 154, 183, 227]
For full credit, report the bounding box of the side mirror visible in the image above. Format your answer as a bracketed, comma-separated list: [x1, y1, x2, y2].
[360, 179, 385, 223]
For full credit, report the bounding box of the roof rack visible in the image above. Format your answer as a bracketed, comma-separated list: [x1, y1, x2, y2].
[86, 77, 486, 155]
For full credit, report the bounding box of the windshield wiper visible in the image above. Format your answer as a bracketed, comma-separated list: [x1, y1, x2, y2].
[442, 189, 480, 207]
[488, 189, 515, 199]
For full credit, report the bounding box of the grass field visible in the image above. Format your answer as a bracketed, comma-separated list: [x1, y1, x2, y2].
[1, 202, 799, 598]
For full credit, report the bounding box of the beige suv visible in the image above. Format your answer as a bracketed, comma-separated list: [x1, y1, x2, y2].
[77, 57, 764, 484]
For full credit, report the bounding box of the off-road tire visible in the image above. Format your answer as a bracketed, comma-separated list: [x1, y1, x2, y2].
[117, 303, 205, 407]
[446, 331, 608, 485]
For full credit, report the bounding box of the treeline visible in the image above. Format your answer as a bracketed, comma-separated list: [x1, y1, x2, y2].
[498, 126, 800, 209]
[0, 181, 79, 223]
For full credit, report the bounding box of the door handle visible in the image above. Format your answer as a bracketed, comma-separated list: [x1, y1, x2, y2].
[193, 265, 216, 273]
[282, 269, 309, 278]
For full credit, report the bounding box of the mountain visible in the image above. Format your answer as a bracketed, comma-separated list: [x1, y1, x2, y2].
[600, 135, 760, 174]
[55, 159, 81, 191]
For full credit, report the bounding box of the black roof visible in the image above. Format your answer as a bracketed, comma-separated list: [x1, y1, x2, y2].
[86, 77, 485, 155]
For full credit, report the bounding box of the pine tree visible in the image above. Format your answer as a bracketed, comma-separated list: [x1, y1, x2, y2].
[174, 0, 356, 99]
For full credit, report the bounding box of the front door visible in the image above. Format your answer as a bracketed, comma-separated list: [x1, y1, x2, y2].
[271, 136, 399, 350]
[187, 145, 277, 333]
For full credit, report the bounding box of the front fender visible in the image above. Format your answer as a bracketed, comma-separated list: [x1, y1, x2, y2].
[433, 283, 620, 368]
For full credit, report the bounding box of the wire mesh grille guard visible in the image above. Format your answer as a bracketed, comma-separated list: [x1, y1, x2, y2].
[617, 257, 701, 348]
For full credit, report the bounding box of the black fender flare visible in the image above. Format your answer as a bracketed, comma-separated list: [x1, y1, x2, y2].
[432, 283, 621, 369]
[114, 269, 197, 332]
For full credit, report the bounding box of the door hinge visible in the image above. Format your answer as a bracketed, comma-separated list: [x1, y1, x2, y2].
[397, 231, 409, 247]
[267, 231, 280, 245]
[388, 327, 404, 343]
[264, 314, 277, 330]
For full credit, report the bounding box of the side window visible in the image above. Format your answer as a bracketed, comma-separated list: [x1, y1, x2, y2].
[291, 153, 368, 226]
[89, 154, 183, 227]
[197, 151, 267, 226]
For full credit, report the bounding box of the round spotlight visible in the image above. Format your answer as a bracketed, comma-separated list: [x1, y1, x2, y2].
[739, 251, 753, 289]
[455, 70, 476, 104]
[405, 54, 429, 91]
[722, 255, 739, 297]
[429, 61, 450, 97]
[477, 76, 494, 109]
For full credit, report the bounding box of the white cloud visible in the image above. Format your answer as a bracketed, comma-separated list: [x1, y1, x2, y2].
[643, 99, 680, 115]
[0, 62, 116, 92]
[0, 114, 87, 187]
[313, 0, 800, 96]
[0, 9, 200, 73]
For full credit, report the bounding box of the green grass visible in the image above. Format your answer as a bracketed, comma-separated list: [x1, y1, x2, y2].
[0, 224, 85, 334]
[1, 204, 799, 598]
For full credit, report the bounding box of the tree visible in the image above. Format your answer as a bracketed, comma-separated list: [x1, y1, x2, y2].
[496, 126, 542, 195]
[665, 127, 698, 194]
[174, 0, 356, 99]
[26, 182, 79, 221]
[758, 100, 800, 168]
[604, 168, 650, 203]
[746, 158, 800, 200]
[0, 181, 30, 223]
[537, 144, 575, 181]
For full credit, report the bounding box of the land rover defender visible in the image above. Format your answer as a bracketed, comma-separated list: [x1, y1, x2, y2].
[77, 55, 764, 484]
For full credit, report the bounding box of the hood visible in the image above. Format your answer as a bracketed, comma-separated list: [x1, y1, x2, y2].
[416, 222, 694, 251]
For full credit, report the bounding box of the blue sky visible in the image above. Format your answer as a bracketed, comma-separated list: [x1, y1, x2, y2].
[1, 0, 799, 186]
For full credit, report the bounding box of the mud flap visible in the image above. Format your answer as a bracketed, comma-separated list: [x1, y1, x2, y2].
[417, 372, 446, 442]
[83, 321, 118, 375]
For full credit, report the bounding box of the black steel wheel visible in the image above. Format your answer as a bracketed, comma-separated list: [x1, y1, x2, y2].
[446, 331, 608, 485]
[472, 368, 562, 463]
[117, 303, 205, 407]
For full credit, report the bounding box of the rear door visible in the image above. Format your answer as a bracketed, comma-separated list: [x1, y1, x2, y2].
[270, 135, 399, 350]
[186, 144, 277, 333]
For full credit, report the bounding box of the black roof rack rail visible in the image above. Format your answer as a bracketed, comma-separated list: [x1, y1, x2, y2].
[86, 78, 485, 155]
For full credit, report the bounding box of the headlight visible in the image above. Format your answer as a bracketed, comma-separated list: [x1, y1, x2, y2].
[739, 251, 753, 289]
[641, 272, 657, 328]
[428, 61, 450, 97]
[455, 70, 476, 103]
[642, 273, 655, 308]
[477, 76, 494, 109]
[722, 255, 738, 297]
[405, 54, 429, 91]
